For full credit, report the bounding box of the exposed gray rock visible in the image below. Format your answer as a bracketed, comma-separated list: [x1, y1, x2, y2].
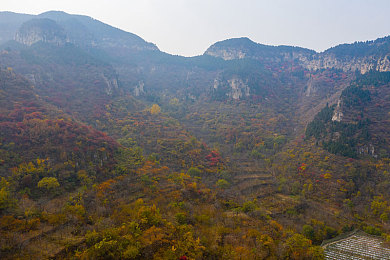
[358, 144, 377, 158]
[102, 74, 118, 95]
[332, 99, 343, 122]
[133, 81, 145, 96]
[300, 54, 390, 74]
[226, 77, 250, 100]
[15, 18, 67, 46]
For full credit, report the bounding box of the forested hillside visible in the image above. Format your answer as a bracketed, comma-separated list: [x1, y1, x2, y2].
[1, 11, 390, 259]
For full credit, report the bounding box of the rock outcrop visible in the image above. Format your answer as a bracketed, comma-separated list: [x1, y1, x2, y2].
[205, 37, 390, 74]
[299, 54, 390, 74]
[15, 18, 67, 46]
[205, 37, 315, 64]
[102, 74, 119, 95]
[331, 99, 343, 122]
[133, 81, 145, 96]
[213, 76, 250, 100]
[227, 77, 250, 100]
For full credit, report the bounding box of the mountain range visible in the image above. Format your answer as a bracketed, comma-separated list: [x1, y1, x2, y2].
[1, 11, 390, 259]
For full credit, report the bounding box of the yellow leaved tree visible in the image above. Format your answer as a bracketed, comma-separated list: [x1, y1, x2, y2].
[150, 104, 161, 115]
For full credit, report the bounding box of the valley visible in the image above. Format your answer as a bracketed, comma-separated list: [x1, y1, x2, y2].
[1, 11, 390, 259]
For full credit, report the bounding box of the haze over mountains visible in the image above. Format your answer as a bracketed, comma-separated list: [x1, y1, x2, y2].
[1, 11, 390, 259]
[2, 10, 390, 113]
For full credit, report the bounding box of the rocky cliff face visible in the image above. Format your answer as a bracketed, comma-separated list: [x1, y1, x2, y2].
[205, 37, 390, 75]
[102, 74, 119, 95]
[15, 18, 67, 46]
[331, 99, 343, 122]
[133, 81, 145, 96]
[227, 77, 250, 100]
[213, 76, 250, 100]
[299, 54, 390, 74]
[206, 47, 246, 60]
[205, 37, 315, 65]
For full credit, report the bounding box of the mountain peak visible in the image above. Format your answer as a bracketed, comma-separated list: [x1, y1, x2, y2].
[37, 11, 74, 21]
[204, 37, 259, 60]
[205, 37, 315, 61]
[215, 37, 257, 46]
[38, 10, 159, 51]
[39, 10, 69, 16]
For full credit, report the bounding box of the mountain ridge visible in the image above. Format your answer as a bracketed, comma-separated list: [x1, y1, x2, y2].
[2, 11, 390, 60]
[1, 11, 390, 259]
[206, 36, 390, 74]
[0, 11, 158, 51]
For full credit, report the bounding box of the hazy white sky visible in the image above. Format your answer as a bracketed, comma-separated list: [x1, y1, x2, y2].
[2, 0, 390, 56]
